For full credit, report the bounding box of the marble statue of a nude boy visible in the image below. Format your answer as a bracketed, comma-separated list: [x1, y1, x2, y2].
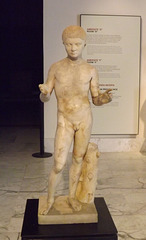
[39, 25, 112, 215]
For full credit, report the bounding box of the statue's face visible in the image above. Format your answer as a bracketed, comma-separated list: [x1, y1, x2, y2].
[64, 38, 85, 60]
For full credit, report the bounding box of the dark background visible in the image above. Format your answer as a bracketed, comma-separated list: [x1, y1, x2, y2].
[0, 0, 43, 126]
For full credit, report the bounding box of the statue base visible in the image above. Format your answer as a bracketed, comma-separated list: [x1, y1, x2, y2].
[38, 195, 98, 224]
[21, 198, 118, 240]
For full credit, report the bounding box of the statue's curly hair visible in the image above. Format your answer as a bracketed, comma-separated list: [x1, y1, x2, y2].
[62, 25, 86, 43]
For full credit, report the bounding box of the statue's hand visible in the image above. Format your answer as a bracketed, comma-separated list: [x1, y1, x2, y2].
[99, 89, 112, 104]
[39, 84, 50, 102]
[92, 89, 112, 106]
[39, 84, 49, 94]
[39, 92, 50, 102]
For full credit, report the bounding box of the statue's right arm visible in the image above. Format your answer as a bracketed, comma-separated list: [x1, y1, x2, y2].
[39, 64, 56, 102]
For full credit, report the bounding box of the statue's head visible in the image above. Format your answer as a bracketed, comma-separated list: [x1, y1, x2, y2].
[62, 25, 86, 43]
[62, 25, 86, 60]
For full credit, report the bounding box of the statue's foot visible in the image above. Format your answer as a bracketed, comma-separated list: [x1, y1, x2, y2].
[39, 199, 54, 215]
[68, 197, 82, 212]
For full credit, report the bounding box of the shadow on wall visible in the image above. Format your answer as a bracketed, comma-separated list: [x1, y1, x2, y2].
[140, 99, 146, 152]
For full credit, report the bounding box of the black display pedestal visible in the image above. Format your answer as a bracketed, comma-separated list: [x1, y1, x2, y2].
[21, 198, 118, 240]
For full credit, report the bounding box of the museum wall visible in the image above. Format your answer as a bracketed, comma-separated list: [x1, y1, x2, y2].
[43, 0, 146, 152]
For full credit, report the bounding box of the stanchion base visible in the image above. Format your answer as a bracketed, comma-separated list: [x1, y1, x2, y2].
[32, 152, 52, 158]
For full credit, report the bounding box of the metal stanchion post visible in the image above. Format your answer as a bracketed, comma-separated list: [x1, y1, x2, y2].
[32, 101, 52, 158]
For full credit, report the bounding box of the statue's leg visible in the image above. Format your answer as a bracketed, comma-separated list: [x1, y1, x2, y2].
[41, 116, 74, 215]
[69, 114, 92, 211]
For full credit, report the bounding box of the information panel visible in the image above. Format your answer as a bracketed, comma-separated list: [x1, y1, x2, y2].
[81, 14, 141, 134]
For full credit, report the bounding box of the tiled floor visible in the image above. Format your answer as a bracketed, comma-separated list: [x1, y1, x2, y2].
[0, 127, 146, 240]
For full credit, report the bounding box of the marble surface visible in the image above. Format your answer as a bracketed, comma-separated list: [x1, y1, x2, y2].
[0, 127, 146, 240]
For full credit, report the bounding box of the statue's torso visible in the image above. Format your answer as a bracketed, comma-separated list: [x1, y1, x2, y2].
[53, 58, 94, 117]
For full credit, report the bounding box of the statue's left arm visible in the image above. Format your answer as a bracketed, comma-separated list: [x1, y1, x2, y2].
[90, 68, 112, 106]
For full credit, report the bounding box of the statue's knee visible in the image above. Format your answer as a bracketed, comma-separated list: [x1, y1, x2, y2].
[54, 162, 64, 173]
[73, 155, 83, 164]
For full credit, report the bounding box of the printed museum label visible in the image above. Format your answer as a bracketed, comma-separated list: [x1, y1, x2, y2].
[81, 14, 141, 134]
